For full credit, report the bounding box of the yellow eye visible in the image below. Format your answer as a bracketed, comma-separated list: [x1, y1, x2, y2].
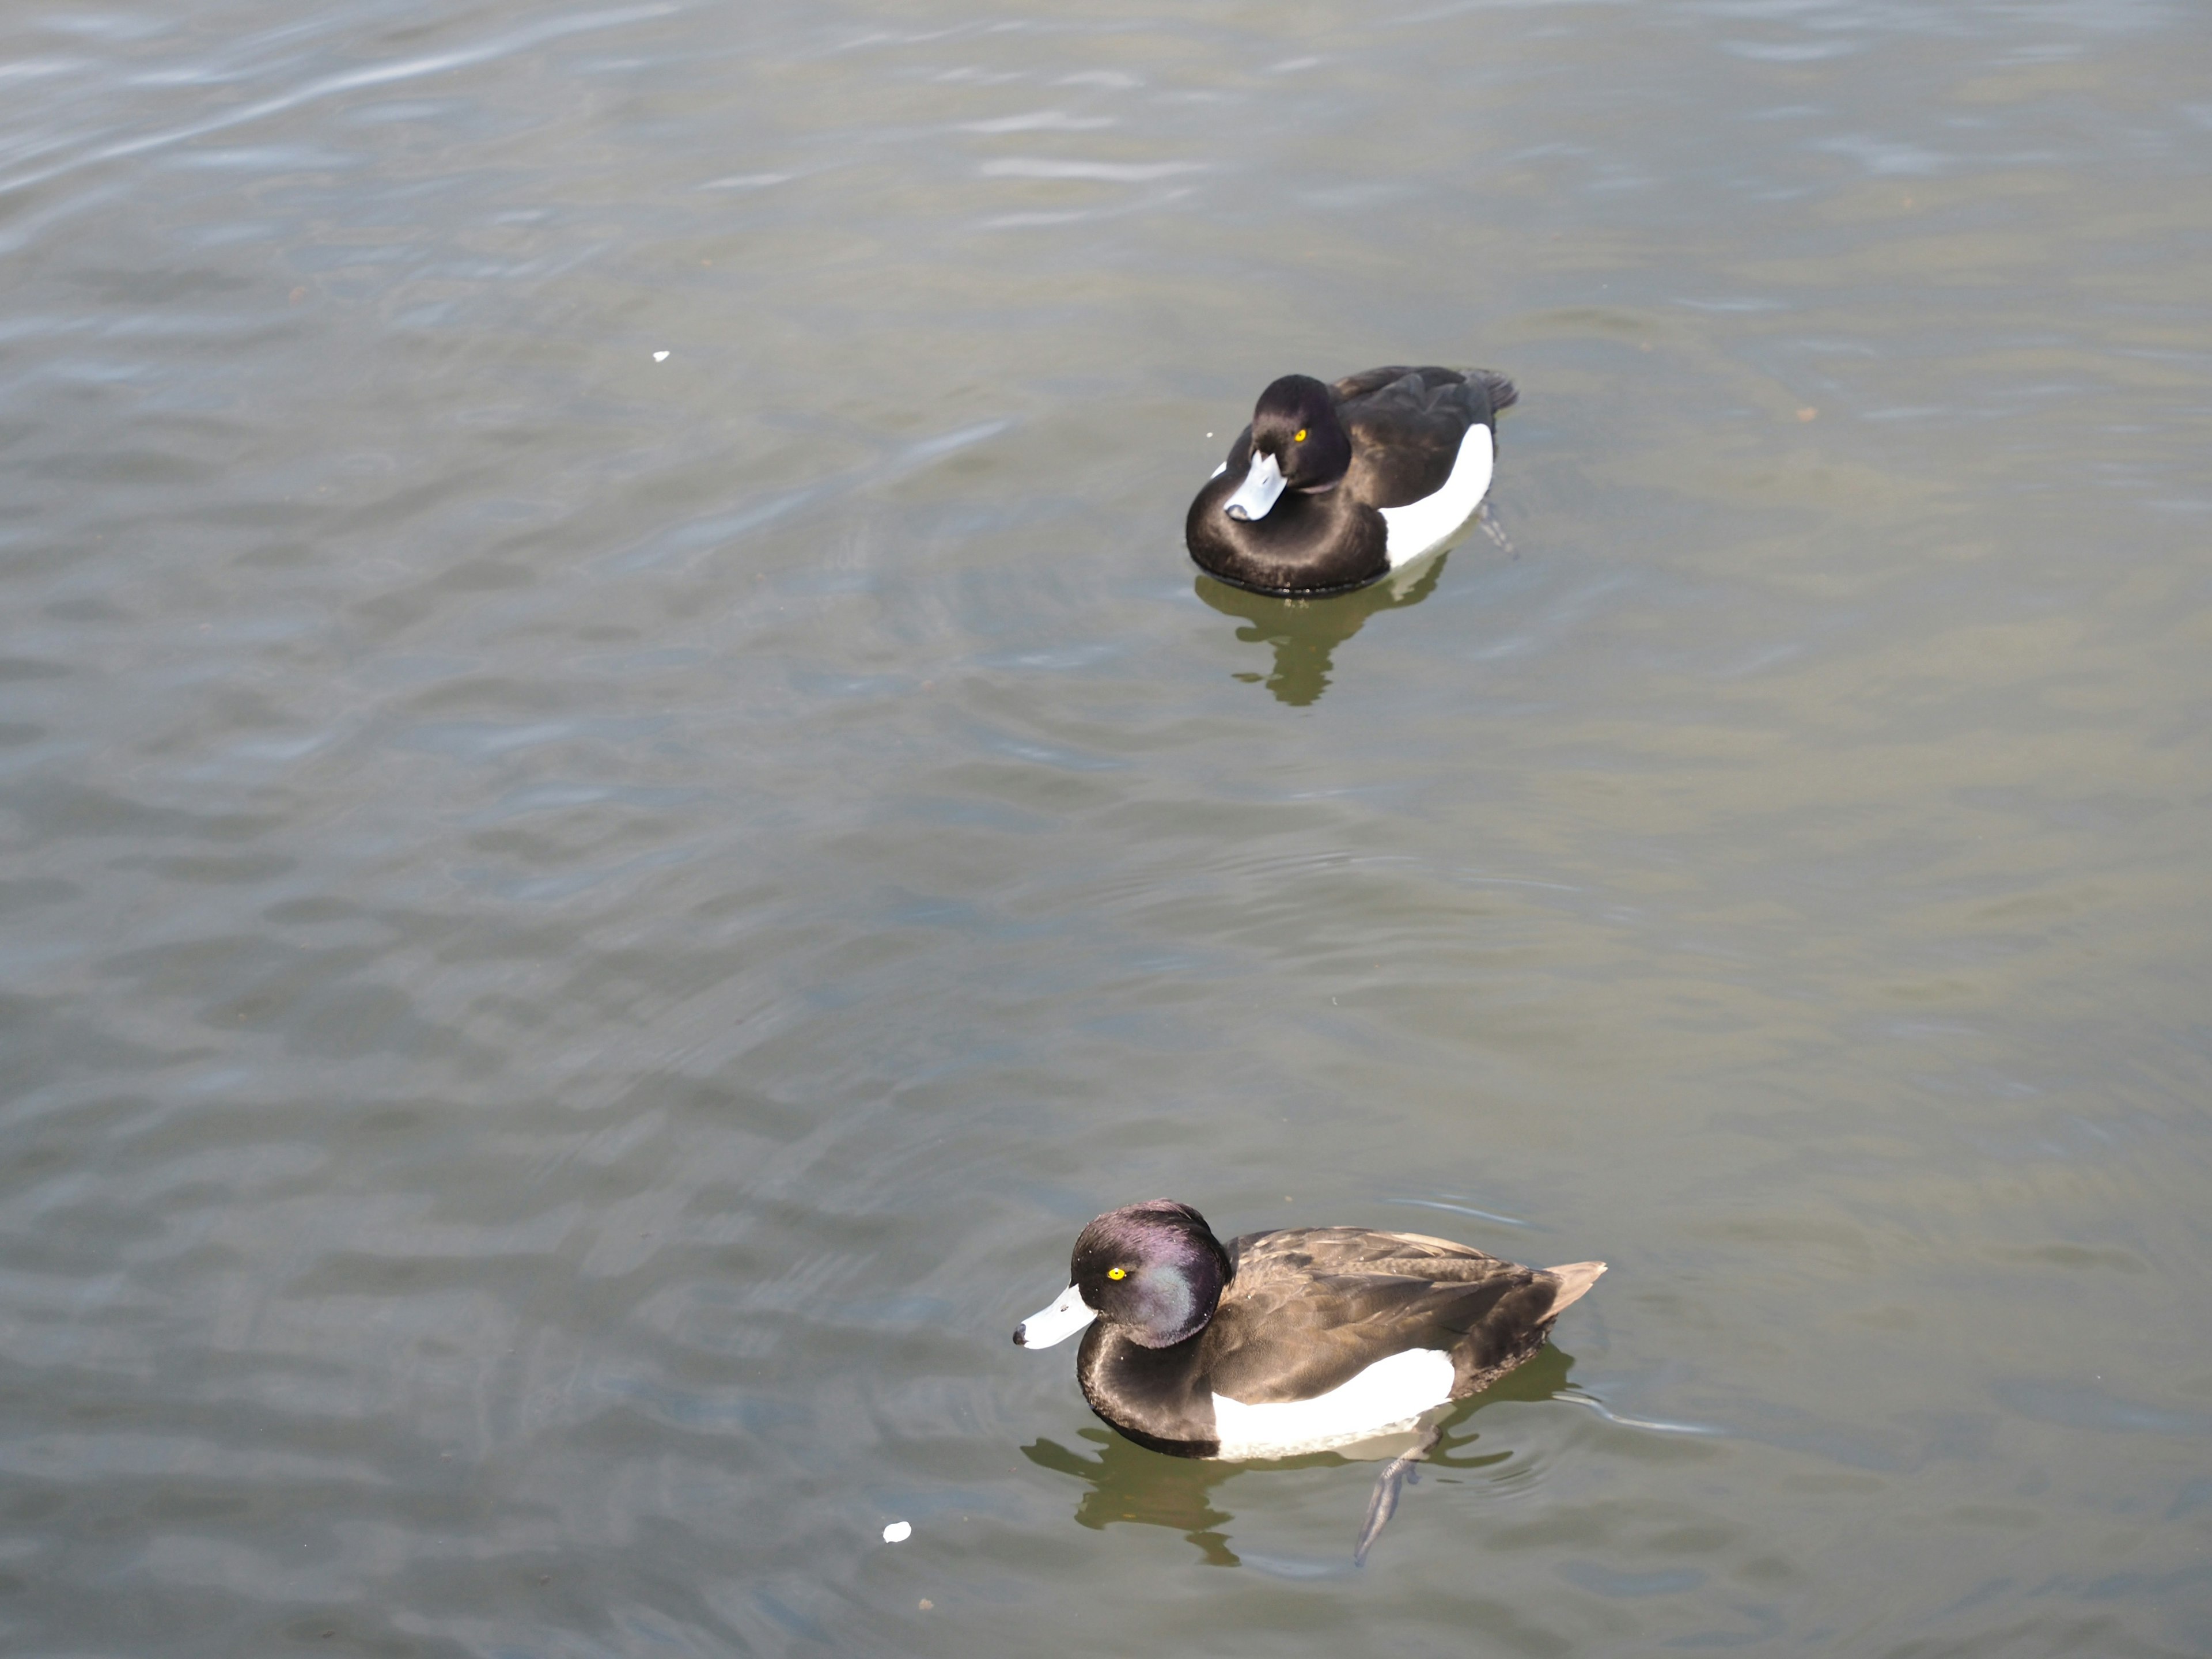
[1294, 429, 1308, 442]
[1107, 1267, 1126, 1280]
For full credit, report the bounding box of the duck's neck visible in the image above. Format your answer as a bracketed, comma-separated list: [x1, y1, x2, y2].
[1075, 1323, 1218, 1455]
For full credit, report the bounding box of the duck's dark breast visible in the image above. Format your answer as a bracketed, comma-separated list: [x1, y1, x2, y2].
[1185, 476, 1390, 597]
[1075, 1324, 1220, 1457]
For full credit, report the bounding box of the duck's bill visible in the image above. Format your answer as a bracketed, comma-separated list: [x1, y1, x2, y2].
[1012, 1285, 1097, 1349]
[1224, 450, 1286, 522]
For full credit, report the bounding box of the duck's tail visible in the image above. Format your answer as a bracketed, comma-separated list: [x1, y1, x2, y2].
[1542, 1260, 1607, 1316]
[1468, 368, 1518, 415]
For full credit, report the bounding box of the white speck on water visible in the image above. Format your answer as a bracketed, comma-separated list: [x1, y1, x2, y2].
[653, 350, 670, 362]
[882, 1521, 912, 1543]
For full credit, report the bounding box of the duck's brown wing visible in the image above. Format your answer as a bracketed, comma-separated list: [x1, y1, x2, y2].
[1203, 1229, 1592, 1405]
[1331, 369, 1510, 509]
[1229, 1225, 1512, 1277]
[1331, 364, 1517, 414]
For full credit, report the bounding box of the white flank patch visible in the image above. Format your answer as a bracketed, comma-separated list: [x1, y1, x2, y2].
[882, 1521, 911, 1543]
[653, 350, 669, 362]
[1211, 1347, 1456, 1460]
[1378, 424, 1493, 567]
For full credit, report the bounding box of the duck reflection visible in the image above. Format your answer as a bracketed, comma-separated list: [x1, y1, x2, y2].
[1021, 1344, 1577, 1566]
[1195, 550, 1450, 707]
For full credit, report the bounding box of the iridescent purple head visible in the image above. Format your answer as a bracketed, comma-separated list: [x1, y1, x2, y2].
[1012, 1199, 1235, 1351]
[1070, 1199, 1233, 1348]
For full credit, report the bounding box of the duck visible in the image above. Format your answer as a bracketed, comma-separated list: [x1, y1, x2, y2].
[1185, 365, 1518, 597]
[1013, 1199, 1603, 1560]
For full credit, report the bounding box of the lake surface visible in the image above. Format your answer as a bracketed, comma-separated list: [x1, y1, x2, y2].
[3, 0, 2210, 1653]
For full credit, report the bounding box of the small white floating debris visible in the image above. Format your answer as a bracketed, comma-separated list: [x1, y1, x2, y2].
[653, 350, 670, 362]
[882, 1521, 912, 1543]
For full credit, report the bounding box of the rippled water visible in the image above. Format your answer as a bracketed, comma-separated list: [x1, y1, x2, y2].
[4, 0, 2211, 1652]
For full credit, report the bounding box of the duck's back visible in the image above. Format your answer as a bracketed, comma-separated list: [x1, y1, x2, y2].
[1228, 1225, 1516, 1279]
[1334, 367, 1518, 510]
[1202, 1226, 1564, 1406]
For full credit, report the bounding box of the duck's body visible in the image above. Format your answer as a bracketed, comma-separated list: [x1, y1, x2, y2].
[1015, 1202, 1603, 1462]
[1186, 366, 1518, 597]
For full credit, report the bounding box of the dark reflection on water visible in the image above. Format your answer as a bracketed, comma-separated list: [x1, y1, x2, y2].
[1024, 1430, 1245, 1566]
[1194, 547, 1455, 706]
[1022, 1344, 1570, 1565]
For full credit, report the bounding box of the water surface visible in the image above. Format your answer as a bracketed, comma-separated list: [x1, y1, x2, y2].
[3, 0, 2211, 1653]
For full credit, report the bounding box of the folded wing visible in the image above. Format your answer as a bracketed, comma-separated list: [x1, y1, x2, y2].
[1203, 1229, 1600, 1404]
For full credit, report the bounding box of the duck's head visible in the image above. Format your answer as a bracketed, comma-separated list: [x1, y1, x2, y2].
[1223, 374, 1353, 523]
[1013, 1200, 1233, 1350]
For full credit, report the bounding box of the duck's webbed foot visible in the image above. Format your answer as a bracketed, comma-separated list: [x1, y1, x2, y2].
[1476, 505, 1517, 559]
[1353, 1425, 1442, 1566]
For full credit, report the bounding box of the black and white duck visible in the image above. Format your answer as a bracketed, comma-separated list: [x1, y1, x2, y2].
[1014, 1199, 1601, 1560]
[1185, 365, 1518, 597]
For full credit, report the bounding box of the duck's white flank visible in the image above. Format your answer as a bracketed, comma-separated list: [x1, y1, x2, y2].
[1211, 1346, 1456, 1460]
[1377, 423, 1493, 567]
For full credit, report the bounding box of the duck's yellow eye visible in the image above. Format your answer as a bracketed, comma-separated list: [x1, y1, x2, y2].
[1294, 429, 1308, 442]
[1107, 1267, 1126, 1280]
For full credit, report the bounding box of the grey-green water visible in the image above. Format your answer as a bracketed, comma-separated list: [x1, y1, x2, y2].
[3, 0, 2210, 1653]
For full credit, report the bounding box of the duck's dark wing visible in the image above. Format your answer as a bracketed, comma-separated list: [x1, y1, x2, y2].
[1238, 1230, 1513, 1283]
[1331, 364, 1455, 400]
[1331, 365, 1518, 416]
[1331, 368, 1517, 510]
[1201, 1228, 1574, 1405]
[1230, 1225, 1512, 1276]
